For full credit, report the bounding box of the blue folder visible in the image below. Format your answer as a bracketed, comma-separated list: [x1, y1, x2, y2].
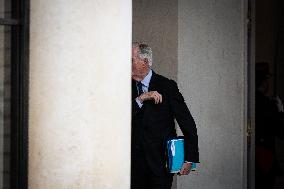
[167, 138, 196, 173]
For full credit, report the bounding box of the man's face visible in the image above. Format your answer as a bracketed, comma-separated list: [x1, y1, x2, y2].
[132, 46, 148, 81]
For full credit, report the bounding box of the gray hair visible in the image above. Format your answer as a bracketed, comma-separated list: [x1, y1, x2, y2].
[133, 42, 153, 66]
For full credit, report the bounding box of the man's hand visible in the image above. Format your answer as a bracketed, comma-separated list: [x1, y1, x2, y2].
[178, 162, 192, 176]
[138, 91, 162, 104]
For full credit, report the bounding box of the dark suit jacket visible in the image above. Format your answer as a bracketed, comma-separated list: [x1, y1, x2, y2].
[131, 71, 199, 176]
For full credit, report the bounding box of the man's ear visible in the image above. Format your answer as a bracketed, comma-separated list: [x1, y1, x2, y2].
[143, 58, 149, 67]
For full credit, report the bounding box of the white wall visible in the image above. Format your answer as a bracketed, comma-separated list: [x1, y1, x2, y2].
[178, 0, 247, 188]
[29, 0, 132, 188]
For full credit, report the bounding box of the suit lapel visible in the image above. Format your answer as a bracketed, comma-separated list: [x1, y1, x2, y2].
[148, 71, 158, 91]
[132, 71, 159, 99]
[132, 80, 138, 99]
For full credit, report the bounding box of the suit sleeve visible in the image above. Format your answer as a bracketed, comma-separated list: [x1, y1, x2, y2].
[132, 99, 141, 116]
[168, 80, 199, 163]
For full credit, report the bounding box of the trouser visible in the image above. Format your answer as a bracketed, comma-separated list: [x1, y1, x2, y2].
[131, 147, 173, 189]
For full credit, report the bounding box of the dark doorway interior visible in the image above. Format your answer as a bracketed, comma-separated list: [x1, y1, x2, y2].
[255, 0, 284, 188]
[0, 0, 29, 188]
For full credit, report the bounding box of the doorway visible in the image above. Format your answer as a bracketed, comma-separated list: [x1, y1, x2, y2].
[132, 0, 250, 188]
[0, 0, 29, 188]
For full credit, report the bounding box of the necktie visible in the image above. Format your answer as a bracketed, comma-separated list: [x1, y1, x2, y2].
[137, 82, 143, 96]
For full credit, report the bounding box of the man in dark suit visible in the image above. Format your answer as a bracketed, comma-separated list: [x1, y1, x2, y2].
[131, 42, 199, 189]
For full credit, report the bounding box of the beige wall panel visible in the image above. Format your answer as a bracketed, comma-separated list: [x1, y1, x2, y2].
[178, 0, 247, 188]
[133, 0, 178, 80]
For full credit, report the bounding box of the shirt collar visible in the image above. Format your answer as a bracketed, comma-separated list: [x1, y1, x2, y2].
[141, 69, 152, 88]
